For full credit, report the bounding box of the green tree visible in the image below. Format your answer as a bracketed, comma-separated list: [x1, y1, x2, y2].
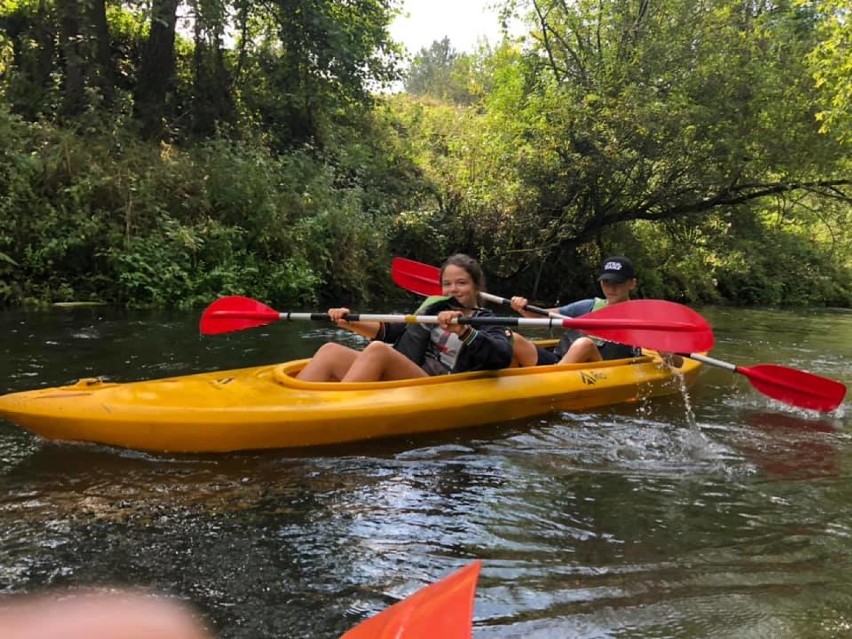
[232, 0, 403, 148]
[0, 0, 416, 307]
[405, 37, 479, 104]
[390, 0, 850, 304]
[494, 2, 845, 271]
[0, 0, 404, 146]
[797, 0, 852, 142]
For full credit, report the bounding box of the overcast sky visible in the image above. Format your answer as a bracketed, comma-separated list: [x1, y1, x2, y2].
[389, 0, 506, 55]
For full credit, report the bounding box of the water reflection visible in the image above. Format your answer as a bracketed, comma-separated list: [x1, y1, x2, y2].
[734, 412, 842, 480]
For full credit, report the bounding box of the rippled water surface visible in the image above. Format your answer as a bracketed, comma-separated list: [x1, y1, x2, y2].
[1, 305, 850, 638]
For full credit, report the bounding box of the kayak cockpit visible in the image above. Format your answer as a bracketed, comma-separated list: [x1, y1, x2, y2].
[270, 351, 660, 391]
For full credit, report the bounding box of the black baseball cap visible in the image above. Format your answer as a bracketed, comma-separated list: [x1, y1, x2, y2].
[598, 256, 635, 282]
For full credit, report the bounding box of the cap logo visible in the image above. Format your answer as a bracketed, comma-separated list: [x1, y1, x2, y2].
[604, 261, 622, 271]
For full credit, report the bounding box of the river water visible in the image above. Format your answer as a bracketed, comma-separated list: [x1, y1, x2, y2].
[0, 305, 850, 638]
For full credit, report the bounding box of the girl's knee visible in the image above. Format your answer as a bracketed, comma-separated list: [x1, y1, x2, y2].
[360, 341, 394, 356]
[560, 337, 600, 363]
[311, 342, 358, 363]
[317, 342, 348, 355]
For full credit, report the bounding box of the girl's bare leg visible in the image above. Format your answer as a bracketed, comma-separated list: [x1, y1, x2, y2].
[341, 341, 428, 382]
[558, 337, 602, 364]
[296, 343, 361, 381]
[510, 332, 539, 367]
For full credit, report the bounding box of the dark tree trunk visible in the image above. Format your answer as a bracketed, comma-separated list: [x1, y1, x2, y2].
[34, 0, 56, 93]
[85, 0, 114, 106]
[134, 0, 179, 139]
[58, 0, 85, 118]
[190, 1, 235, 138]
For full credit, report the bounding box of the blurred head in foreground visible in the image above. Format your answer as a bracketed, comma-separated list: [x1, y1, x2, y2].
[0, 590, 213, 639]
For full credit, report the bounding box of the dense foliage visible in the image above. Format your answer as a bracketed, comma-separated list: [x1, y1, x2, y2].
[0, 101, 427, 307]
[0, 0, 849, 309]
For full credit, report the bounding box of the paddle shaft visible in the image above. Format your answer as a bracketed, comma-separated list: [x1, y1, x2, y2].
[480, 292, 561, 318]
[205, 309, 700, 332]
[683, 352, 736, 371]
[200, 292, 713, 351]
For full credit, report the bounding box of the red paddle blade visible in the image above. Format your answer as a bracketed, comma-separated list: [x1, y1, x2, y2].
[199, 295, 280, 335]
[340, 561, 481, 639]
[571, 299, 715, 353]
[739, 364, 847, 412]
[392, 257, 442, 297]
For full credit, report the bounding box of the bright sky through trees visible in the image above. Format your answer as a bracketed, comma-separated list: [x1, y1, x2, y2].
[389, 0, 505, 55]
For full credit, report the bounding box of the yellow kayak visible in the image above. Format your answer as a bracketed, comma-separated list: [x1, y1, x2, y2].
[0, 349, 702, 453]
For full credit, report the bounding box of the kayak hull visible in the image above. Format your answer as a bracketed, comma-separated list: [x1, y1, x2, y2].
[0, 351, 702, 453]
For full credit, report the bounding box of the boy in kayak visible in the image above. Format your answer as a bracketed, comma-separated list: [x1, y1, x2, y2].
[510, 256, 683, 367]
[296, 254, 513, 382]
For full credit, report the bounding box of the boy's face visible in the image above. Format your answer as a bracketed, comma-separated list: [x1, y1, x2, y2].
[599, 277, 636, 304]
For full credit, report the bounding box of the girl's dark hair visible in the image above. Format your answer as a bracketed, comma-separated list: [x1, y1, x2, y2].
[440, 253, 486, 293]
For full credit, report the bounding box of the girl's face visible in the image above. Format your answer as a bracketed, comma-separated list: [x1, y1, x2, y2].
[600, 278, 636, 304]
[441, 264, 479, 308]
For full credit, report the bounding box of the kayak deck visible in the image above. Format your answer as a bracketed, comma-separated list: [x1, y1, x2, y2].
[0, 351, 702, 453]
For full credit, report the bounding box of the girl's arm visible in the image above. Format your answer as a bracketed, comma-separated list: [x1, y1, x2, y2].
[328, 307, 381, 339]
[458, 316, 514, 370]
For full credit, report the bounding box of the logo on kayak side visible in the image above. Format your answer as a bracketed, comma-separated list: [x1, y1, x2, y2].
[580, 371, 606, 386]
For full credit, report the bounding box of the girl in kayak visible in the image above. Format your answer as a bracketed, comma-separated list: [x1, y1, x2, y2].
[510, 256, 683, 367]
[296, 254, 514, 382]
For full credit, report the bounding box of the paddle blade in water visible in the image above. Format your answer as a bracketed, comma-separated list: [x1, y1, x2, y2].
[574, 299, 715, 353]
[340, 561, 481, 639]
[391, 257, 442, 297]
[739, 364, 847, 412]
[199, 296, 280, 335]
